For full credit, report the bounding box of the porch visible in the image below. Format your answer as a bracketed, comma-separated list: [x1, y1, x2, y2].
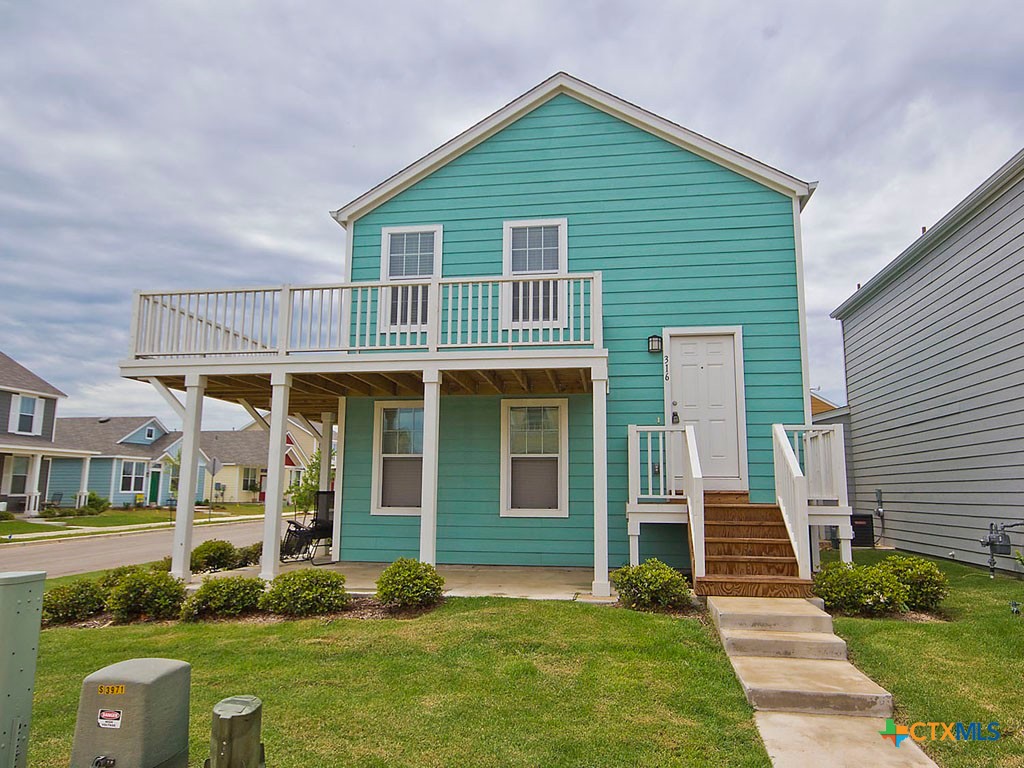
[0, 442, 97, 514]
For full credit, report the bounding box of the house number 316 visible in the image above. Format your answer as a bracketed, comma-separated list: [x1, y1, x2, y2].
[664, 355, 670, 381]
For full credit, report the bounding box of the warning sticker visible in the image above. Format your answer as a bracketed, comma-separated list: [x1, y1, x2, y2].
[98, 709, 122, 729]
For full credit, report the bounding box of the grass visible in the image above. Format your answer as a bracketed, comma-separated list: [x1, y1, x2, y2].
[0, 518, 62, 535]
[825, 549, 1024, 767]
[30, 599, 769, 767]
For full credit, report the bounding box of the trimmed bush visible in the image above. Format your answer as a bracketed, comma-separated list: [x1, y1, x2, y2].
[42, 580, 106, 624]
[106, 570, 186, 623]
[180, 576, 265, 621]
[85, 491, 110, 514]
[259, 569, 349, 616]
[151, 556, 173, 572]
[875, 555, 949, 612]
[190, 539, 240, 573]
[0, 509, 14, 521]
[812, 562, 909, 616]
[73, 505, 101, 517]
[376, 558, 445, 608]
[610, 558, 691, 611]
[97, 565, 146, 598]
[37, 507, 62, 519]
[235, 542, 262, 567]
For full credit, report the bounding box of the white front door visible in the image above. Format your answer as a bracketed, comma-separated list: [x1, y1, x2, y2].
[667, 333, 744, 489]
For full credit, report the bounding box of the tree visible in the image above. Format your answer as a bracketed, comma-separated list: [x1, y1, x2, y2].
[286, 449, 332, 512]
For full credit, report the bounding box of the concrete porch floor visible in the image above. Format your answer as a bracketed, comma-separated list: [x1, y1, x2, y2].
[215, 559, 614, 602]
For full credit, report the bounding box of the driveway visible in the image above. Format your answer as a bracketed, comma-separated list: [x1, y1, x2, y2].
[0, 519, 279, 578]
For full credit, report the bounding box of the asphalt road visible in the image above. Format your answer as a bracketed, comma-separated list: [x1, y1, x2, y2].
[0, 519, 279, 578]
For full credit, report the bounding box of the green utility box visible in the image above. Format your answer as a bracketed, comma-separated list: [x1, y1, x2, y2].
[70, 658, 191, 768]
[0, 571, 45, 768]
[206, 695, 266, 768]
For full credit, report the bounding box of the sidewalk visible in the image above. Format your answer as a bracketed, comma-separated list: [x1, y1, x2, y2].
[2, 514, 265, 544]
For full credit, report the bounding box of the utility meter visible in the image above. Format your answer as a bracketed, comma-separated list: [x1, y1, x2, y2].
[69, 658, 191, 768]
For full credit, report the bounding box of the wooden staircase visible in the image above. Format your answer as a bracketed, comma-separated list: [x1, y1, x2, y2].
[693, 492, 813, 598]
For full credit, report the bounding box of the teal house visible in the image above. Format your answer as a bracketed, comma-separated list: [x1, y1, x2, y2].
[121, 74, 854, 595]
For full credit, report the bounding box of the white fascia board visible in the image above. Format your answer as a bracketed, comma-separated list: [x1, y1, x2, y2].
[330, 72, 813, 226]
[0, 386, 66, 400]
[0, 444, 99, 458]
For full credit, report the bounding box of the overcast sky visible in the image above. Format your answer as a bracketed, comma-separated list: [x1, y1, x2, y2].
[2, 1, 1022, 428]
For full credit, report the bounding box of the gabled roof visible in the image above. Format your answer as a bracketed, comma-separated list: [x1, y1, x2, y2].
[331, 72, 815, 225]
[54, 417, 180, 459]
[200, 430, 273, 467]
[116, 416, 171, 444]
[833, 147, 1024, 320]
[0, 350, 66, 398]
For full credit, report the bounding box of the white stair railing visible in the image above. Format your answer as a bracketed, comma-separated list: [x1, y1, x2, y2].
[773, 423, 811, 579]
[626, 424, 704, 578]
[782, 424, 849, 507]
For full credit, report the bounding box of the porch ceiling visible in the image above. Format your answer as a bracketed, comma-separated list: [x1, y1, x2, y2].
[152, 367, 594, 419]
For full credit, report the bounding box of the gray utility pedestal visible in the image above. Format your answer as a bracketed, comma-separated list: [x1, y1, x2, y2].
[70, 658, 191, 768]
[0, 571, 45, 768]
[206, 695, 266, 768]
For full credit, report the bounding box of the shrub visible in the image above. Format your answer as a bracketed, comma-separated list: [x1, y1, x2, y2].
[85, 491, 110, 514]
[812, 562, 908, 616]
[875, 555, 950, 612]
[0, 510, 14, 521]
[610, 558, 691, 611]
[258, 569, 349, 616]
[180, 576, 265, 621]
[151, 556, 173, 572]
[376, 558, 445, 608]
[73, 505, 101, 517]
[37, 507, 62, 519]
[106, 570, 186, 623]
[42, 580, 106, 624]
[97, 565, 146, 598]
[235, 542, 262, 567]
[190, 539, 240, 573]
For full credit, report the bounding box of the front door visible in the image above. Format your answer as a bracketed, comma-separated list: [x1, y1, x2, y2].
[149, 470, 161, 504]
[667, 333, 744, 489]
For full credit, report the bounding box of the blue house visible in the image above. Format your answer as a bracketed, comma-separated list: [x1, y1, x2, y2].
[120, 73, 852, 593]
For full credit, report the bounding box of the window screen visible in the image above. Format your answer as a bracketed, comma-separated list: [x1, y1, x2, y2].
[508, 406, 560, 509]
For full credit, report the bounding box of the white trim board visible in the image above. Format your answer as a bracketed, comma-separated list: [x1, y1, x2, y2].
[662, 326, 749, 492]
[330, 72, 814, 227]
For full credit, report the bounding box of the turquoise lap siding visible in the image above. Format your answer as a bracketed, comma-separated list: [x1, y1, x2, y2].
[340, 395, 594, 566]
[47, 458, 83, 507]
[349, 93, 805, 568]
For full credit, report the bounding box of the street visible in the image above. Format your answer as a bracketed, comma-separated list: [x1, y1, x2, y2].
[0, 519, 276, 578]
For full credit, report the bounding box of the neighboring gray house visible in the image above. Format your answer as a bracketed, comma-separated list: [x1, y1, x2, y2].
[0, 350, 94, 513]
[832, 148, 1024, 572]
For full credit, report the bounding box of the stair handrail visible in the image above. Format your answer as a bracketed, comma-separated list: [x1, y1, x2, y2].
[681, 424, 705, 579]
[772, 423, 811, 580]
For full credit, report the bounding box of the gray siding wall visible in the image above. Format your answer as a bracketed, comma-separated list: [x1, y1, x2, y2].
[840, 173, 1024, 572]
[0, 392, 57, 438]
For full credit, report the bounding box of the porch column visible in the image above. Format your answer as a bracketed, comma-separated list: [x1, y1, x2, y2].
[259, 372, 291, 581]
[838, 520, 854, 564]
[810, 526, 821, 571]
[318, 411, 334, 492]
[331, 397, 346, 562]
[170, 374, 206, 581]
[76, 456, 91, 507]
[592, 372, 611, 597]
[24, 453, 42, 516]
[419, 369, 440, 564]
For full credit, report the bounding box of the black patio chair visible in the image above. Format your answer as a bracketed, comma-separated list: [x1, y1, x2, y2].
[279, 490, 334, 564]
[42, 492, 63, 510]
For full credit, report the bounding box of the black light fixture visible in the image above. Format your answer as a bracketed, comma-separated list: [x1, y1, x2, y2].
[647, 334, 663, 354]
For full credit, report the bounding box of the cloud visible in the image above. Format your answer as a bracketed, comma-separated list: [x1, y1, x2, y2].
[1, 0, 1022, 419]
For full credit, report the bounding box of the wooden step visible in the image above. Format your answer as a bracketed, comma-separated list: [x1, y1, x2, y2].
[695, 575, 813, 598]
[704, 504, 782, 523]
[705, 555, 800, 577]
[706, 521, 789, 538]
[705, 537, 793, 557]
[704, 491, 750, 505]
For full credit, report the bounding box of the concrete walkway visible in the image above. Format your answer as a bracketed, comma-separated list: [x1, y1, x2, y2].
[708, 596, 937, 767]
[216, 560, 612, 601]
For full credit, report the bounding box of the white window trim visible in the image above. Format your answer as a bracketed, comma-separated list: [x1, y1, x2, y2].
[120, 460, 147, 494]
[9, 394, 43, 436]
[500, 398, 569, 518]
[1, 454, 32, 496]
[145, 426, 156, 440]
[501, 218, 569, 330]
[370, 399, 424, 516]
[379, 225, 443, 334]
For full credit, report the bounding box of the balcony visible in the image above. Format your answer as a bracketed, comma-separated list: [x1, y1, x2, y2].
[129, 272, 602, 360]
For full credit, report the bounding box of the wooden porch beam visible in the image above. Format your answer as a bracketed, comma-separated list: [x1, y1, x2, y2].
[477, 369, 504, 394]
[347, 373, 391, 396]
[377, 372, 418, 396]
[510, 369, 528, 390]
[544, 369, 560, 393]
[444, 370, 477, 394]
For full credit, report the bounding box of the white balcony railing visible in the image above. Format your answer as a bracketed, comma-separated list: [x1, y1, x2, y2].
[130, 273, 602, 358]
[626, 424, 705, 578]
[781, 424, 849, 507]
[773, 424, 811, 580]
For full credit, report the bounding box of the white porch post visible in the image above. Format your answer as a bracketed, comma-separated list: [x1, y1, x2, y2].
[318, 411, 334, 492]
[170, 374, 206, 581]
[419, 369, 440, 564]
[592, 372, 611, 596]
[331, 396, 346, 562]
[259, 372, 291, 581]
[838, 520, 854, 564]
[24, 453, 42, 516]
[811, 526, 822, 571]
[76, 456, 91, 507]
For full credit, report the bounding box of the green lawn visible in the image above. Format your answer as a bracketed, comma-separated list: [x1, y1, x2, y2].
[31, 599, 768, 767]
[0, 519, 65, 536]
[828, 549, 1024, 767]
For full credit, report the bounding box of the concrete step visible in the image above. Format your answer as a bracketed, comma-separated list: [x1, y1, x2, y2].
[708, 596, 833, 632]
[729, 656, 894, 717]
[720, 628, 848, 660]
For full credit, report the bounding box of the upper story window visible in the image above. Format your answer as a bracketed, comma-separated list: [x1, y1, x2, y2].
[145, 426, 156, 440]
[380, 225, 442, 329]
[502, 219, 568, 324]
[10, 395, 42, 436]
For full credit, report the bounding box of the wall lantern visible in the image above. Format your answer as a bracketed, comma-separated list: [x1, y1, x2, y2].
[647, 334, 663, 354]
